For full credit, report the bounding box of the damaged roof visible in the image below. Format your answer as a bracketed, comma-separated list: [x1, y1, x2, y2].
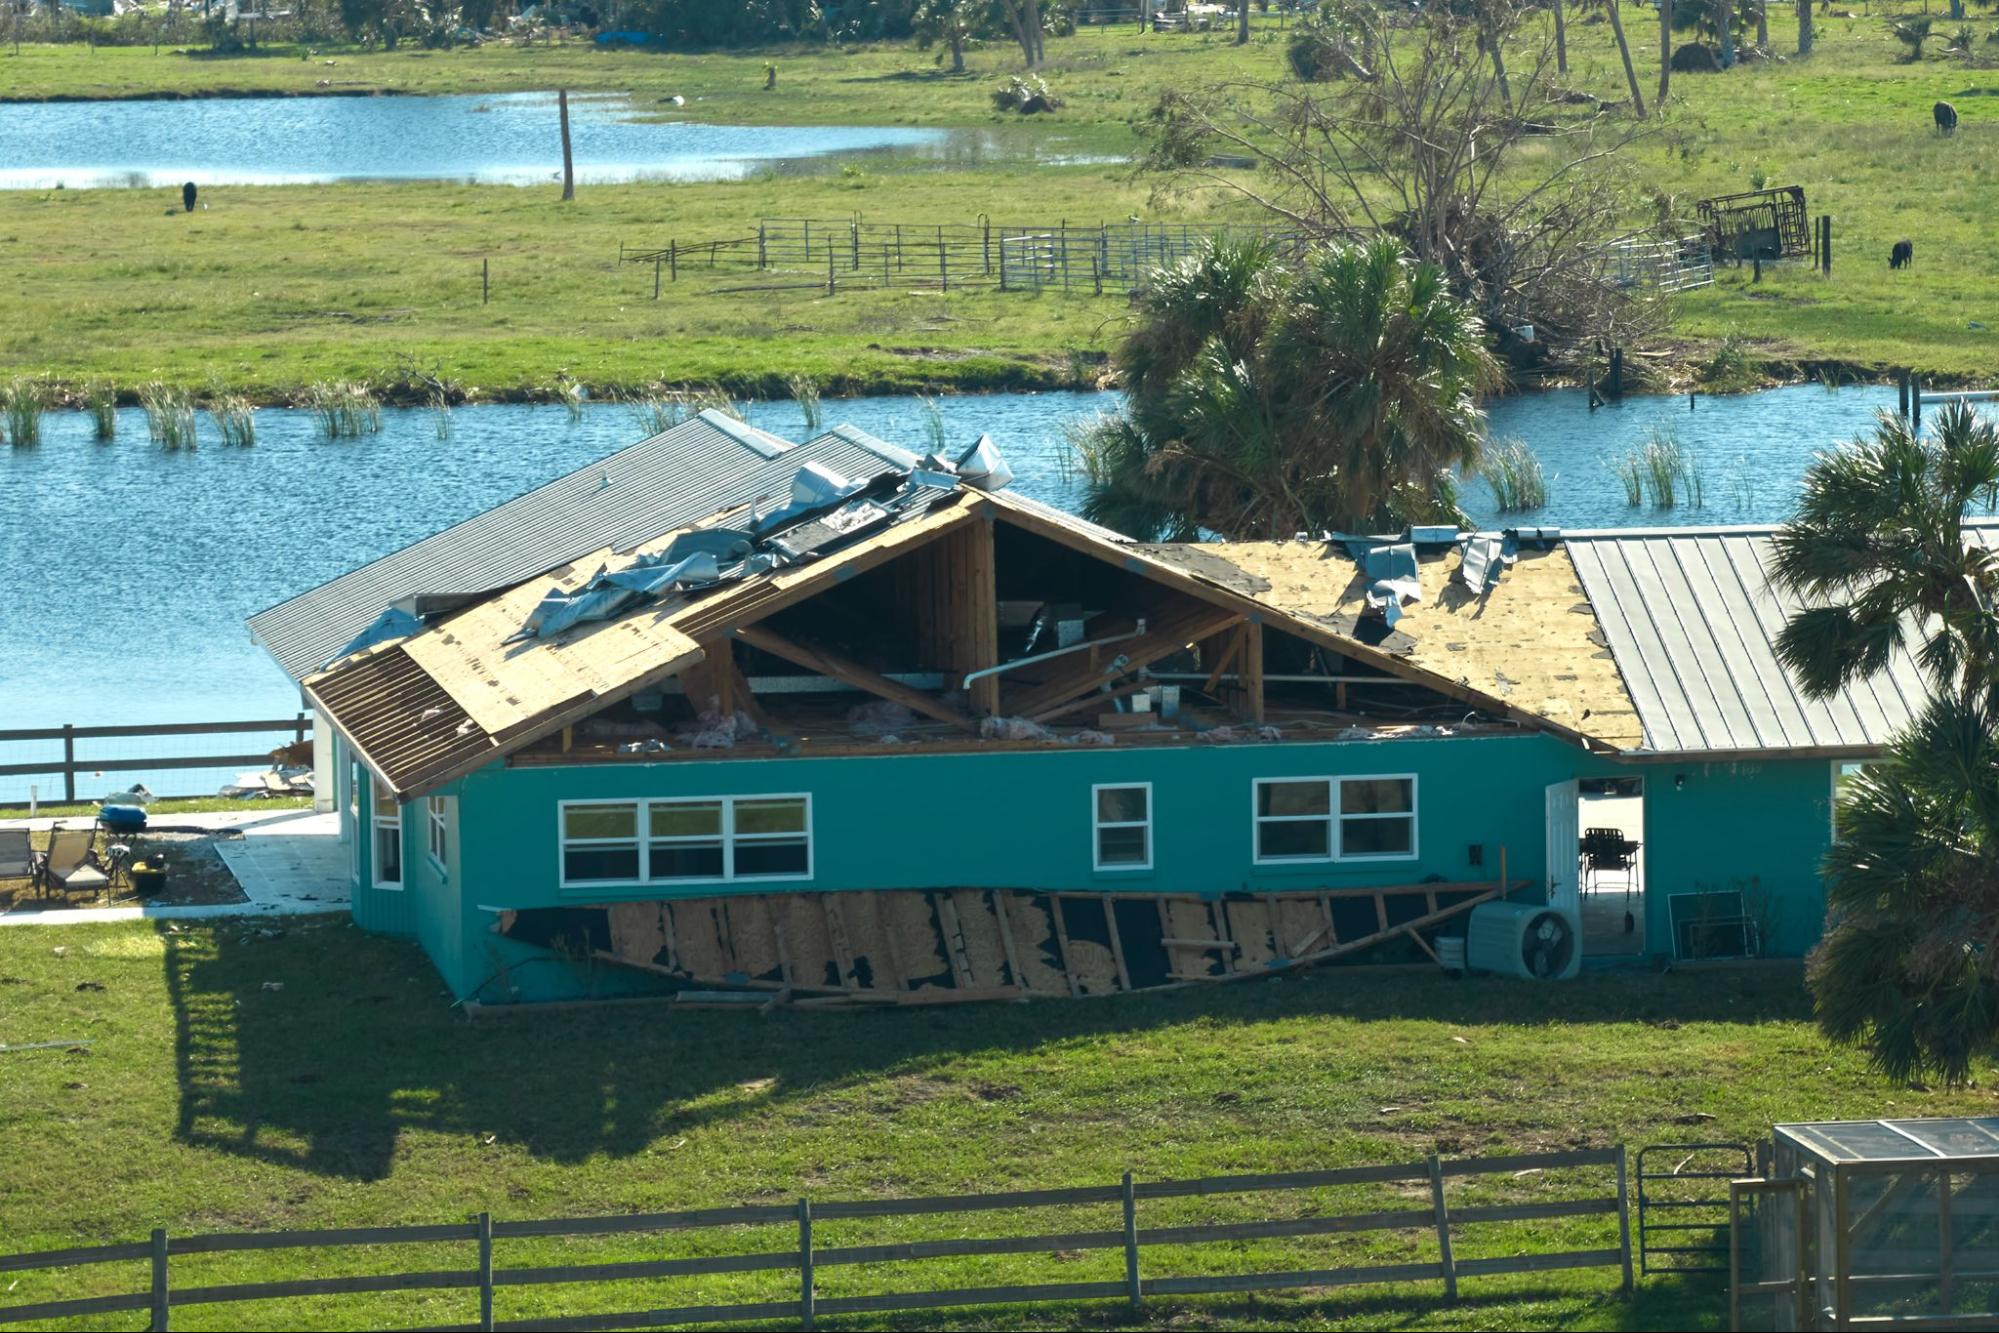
[308, 449, 985, 798]
[1130, 535, 1644, 750]
[248, 411, 917, 683]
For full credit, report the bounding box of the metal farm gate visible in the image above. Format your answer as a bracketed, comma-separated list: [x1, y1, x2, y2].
[1638, 1142, 1755, 1275]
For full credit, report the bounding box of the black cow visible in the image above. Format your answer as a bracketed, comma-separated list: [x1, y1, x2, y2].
[1891, 239, 1914, 270]
[1936, 101, 1959, 136]
[181, 181, 197, 213]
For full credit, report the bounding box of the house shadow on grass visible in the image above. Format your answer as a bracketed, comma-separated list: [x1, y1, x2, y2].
[164, 917, 1811, 1184]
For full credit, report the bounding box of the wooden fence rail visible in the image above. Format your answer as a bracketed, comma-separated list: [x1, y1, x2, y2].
[0, 715, 311, 805]
[0, 1147, 1634, 1331]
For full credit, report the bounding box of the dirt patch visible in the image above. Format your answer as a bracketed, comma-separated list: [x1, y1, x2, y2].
[1, 827, 248, 911]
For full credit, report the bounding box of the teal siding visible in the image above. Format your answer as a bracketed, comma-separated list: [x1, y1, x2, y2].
[461, 733, 1590, 906]
[333, 733, 1844, 1003]
[1640, 757, 1835, 959]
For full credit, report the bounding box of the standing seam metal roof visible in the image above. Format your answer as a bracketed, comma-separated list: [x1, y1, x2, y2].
[1565, 524, 1999, 754]
[248, 411, 918, 684]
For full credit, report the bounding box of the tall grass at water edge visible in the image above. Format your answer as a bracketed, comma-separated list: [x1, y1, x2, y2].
[2, 378, 48, 447]
[208, 394, 257, 447]
[1477, 437, 1548, 513]
[788, 373, 822, 433]
[307, 381, 383, 439]
[1613, 427, 1705, 510]
[139, 382, 197, 449]
[84, 382, 117, 441]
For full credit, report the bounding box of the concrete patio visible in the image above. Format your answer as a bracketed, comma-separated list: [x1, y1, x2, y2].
[0, 806, 348, 926]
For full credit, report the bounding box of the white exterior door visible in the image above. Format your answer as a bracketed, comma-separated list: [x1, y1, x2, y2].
[1545, 779, 1580, 914]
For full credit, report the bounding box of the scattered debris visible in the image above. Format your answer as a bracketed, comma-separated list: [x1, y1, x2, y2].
[0, 1039, 90, 1054]
[979, 716, 1056, 743]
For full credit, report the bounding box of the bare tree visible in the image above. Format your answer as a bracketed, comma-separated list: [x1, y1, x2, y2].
[1140, 1, 1662, 369]
[1798, 0, 1813, 53]
[997, 0, 1045, 66]
[1659, 0, 1673, 107]
[1553, 0, 1568, 74]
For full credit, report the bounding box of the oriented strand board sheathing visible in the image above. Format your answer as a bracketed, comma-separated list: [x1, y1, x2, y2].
[881, 892, 954, 991]
[1054, 898, 1122, 995]
[1161, 899, 1229, 979]
[1272, 898, 1325, 961]
[833, 892, 900, 992]
[1003, 894, 1072, 996]
[1142, 540, 1644, 748]
[948, 890, 1013, 990]
[780, 895, 843, 991]
[401, 550, 703, 739]
[1227, 899, 1278, 969]
[667, 901, 733, 982]
[607, 902, 671, 970]
[721, 897, 785, 984]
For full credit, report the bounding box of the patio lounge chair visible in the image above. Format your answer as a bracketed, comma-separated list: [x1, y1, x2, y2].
[0, 829, 32, 887]
[34, 827, 109, 899]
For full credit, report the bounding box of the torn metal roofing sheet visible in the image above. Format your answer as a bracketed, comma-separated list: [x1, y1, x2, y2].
[249, 411, 901, 684]
[313, 479, 982, 799]
[1563, 523, 1999, 755]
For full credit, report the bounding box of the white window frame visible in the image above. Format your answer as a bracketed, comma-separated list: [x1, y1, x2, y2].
[557, 794, 814, 890]
[1333, 773, 1419, 864]
[1251, 775, 1420, 866]
[426, 795, 449, 874]
[1252, 776, 1336, 866]
[1830, 759, 1872, 840]
[1091, 782, 1153, 872]
[346, 758, 361, 883]
[372, 774, 404, 891]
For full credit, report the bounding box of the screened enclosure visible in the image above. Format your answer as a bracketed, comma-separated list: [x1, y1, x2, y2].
[1731, 1118, 1999, 1330]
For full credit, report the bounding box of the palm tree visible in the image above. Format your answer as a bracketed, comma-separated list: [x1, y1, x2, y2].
[1072, 236, 1499, 541]
[1776, 400, 1999, 1085]
[1810, 688, 1999, 1085]
[1772, 401, 1999, 701]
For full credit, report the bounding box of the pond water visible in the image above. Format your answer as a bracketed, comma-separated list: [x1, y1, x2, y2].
[0, 382, 1919, 798]
[0, 92, 1029, 189]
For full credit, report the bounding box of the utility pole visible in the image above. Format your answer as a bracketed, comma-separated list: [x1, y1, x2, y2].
[558, 89, 575, 202]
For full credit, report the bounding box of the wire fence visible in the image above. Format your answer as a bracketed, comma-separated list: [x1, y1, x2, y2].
[620, 217, 1305, 297]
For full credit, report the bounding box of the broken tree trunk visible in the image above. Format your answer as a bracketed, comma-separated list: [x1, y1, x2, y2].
[1659, 0, 1673, 106]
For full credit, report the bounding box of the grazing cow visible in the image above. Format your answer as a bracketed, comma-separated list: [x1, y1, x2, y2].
[1936, 101, 1959, 136]
[1891, 239, 1914, 270]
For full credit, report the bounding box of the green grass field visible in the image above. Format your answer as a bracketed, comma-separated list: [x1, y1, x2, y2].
[0, 918, 1989, 1329]
[4, 16, 1999, 401]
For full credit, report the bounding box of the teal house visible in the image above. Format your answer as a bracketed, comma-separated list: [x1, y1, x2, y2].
[248, 413, 1918, 1007]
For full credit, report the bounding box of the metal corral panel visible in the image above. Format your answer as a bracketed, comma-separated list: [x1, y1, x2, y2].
[249, 412, 918, 684]
[1563, 526, 1998, 754]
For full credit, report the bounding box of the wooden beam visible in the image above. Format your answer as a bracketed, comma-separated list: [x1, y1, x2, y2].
[1242, 620, 1265, 724]
[734, 623, 978, 732]
[961, 519, 1001, 717]
[1009, 607, 1242, 719]
[1047, 895, 1083, 997]
[1202, 624, 1247, 694]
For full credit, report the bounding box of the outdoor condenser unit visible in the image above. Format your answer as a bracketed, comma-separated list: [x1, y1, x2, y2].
[1465, 902, 1580, 980]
